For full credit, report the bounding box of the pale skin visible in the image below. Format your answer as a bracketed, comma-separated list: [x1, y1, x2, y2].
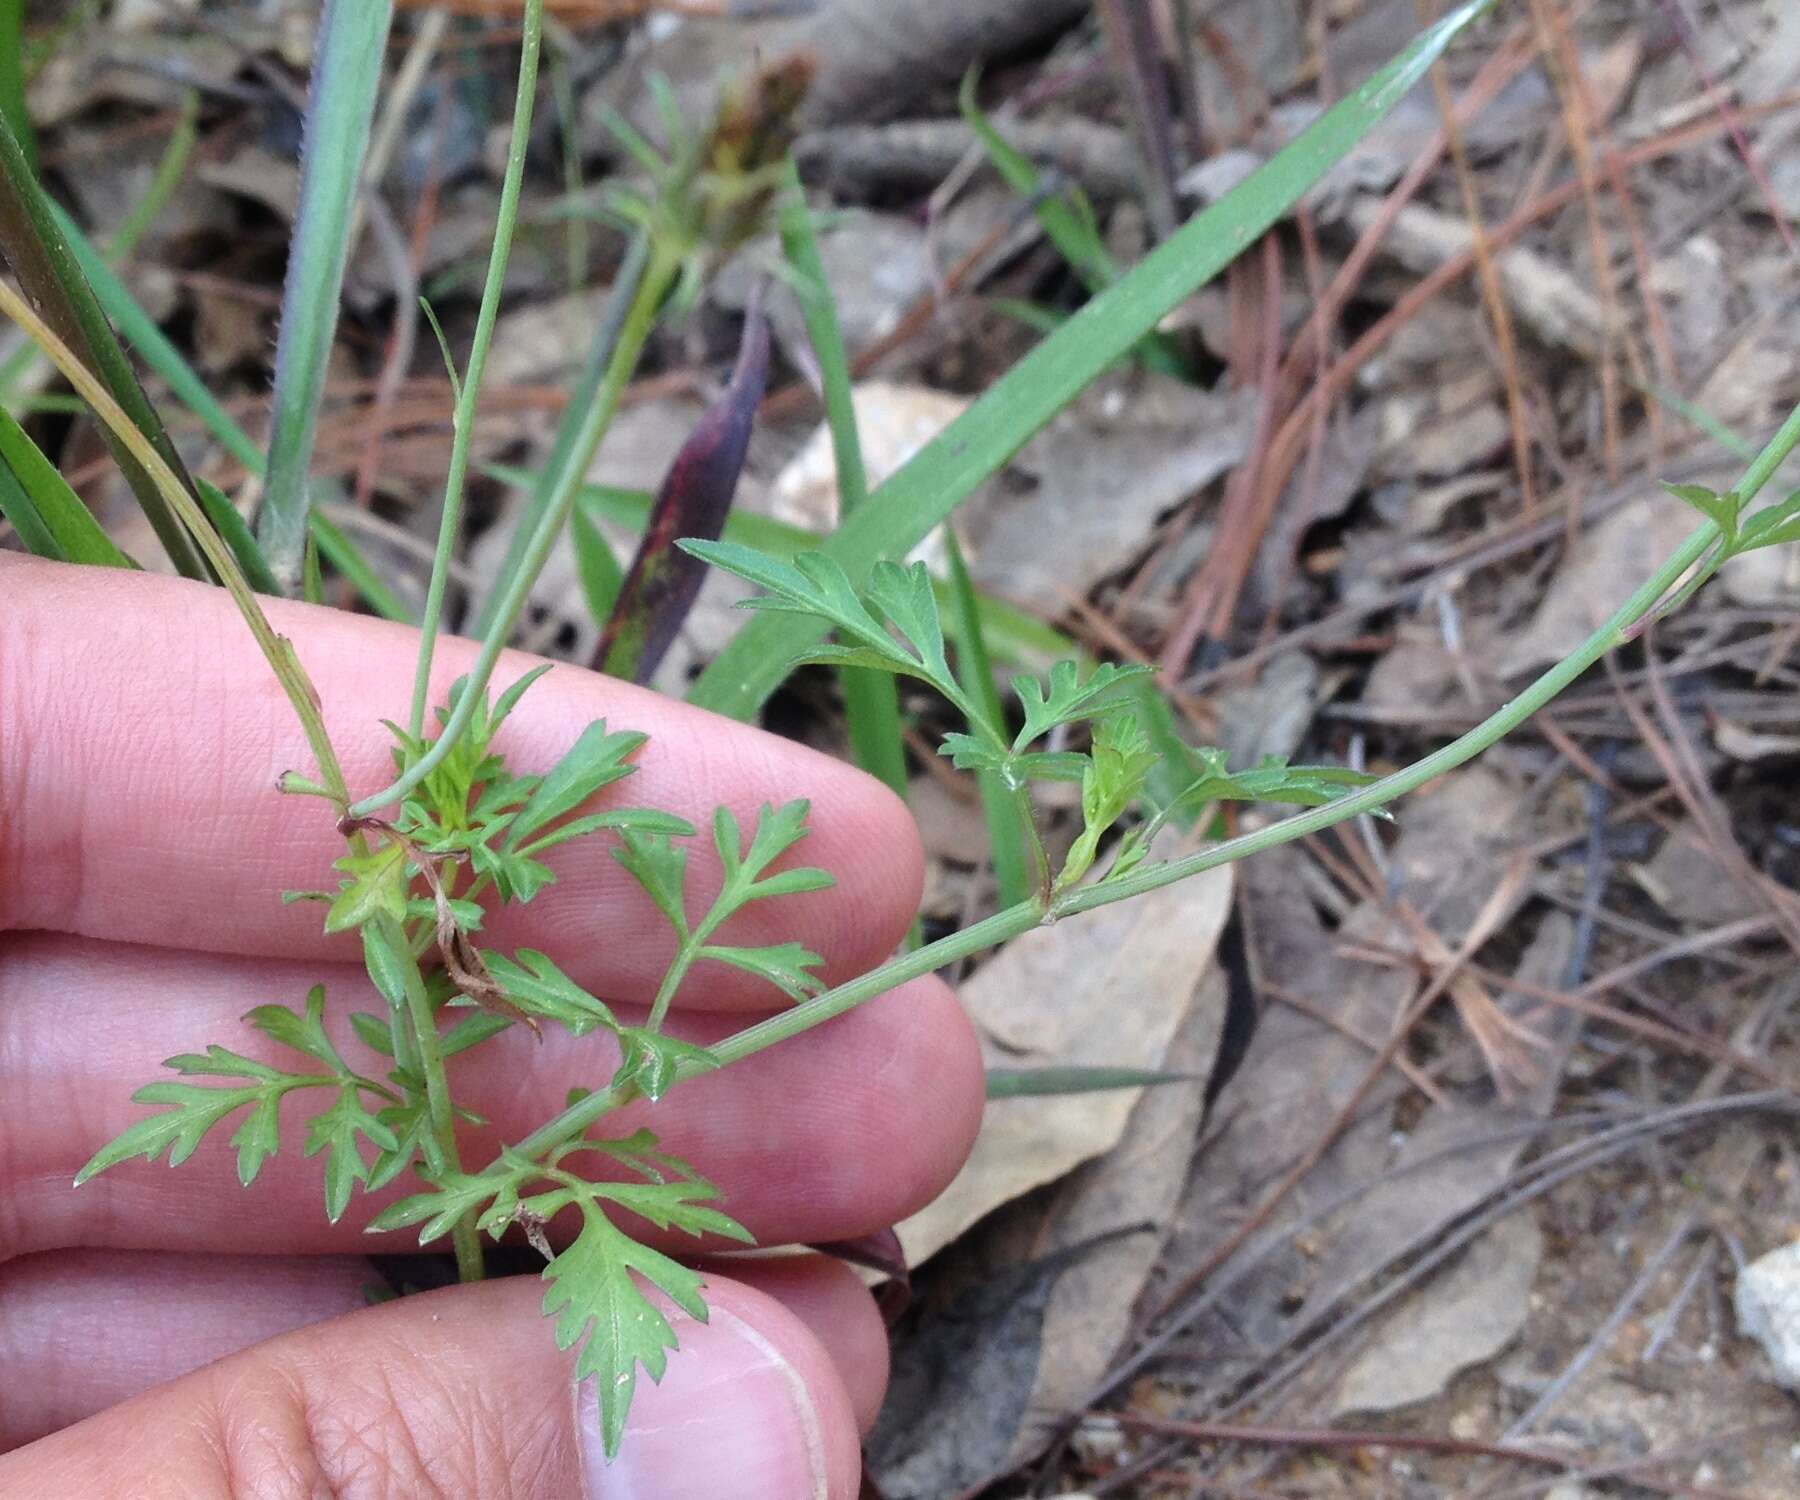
[0, 555, 985, 1499]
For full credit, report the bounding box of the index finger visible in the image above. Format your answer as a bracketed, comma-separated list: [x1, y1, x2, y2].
[0, 557, 922, 1006]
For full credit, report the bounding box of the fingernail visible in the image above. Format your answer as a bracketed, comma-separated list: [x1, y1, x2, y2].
[578, 1304, 828, 1500]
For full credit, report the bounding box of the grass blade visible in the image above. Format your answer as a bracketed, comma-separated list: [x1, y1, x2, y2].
[194, 477, 280, 594]
[776, 157, 911, 804]
[961, 71, 1116, 290]
[688, 0, 1490, 722]
[0, 403, 136, 567]
[596, 301, 770, 682]
[0, 0, 36, 174]
[571, 501, 625, 626]
[944, 530, 1032, 907]
[986, 1065, 1196, 1098]
[106, 90, 199, 262]
[258, 0, 397, 591]
[0, 110, 211, 578]
[0, 453, 59, 558]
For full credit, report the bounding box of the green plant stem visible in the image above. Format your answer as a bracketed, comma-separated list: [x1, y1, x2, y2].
[377, 915, 483, 1280]
[490, 900, 1042, 1175]
[408, 0, 544, 740]
[349, 240, 680, 819]
[474, 398, 1800, 1186]
[475, 231, 653, 636]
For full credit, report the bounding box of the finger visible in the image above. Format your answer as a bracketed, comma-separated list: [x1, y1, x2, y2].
[4, 934, 983, 1261]
[0, 1249, 373, 1448]
[0, 557, 923, 1004]
[0, 1273, 864, 1499]
[0, 1248, 887, 1449]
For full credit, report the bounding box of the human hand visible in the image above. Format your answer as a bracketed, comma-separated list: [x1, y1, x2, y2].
[0, 556, 982, 1498]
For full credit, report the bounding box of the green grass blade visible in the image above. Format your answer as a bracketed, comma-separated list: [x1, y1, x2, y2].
[986, 1065, 1195, 1098]
[777, 157, 910, 803]
[0, 452, 60, 558]
[258, 0, 397, 591]
[944, 531, 1031, 906]
[0, 109, 211, 578]
[778, 159, 869, 513]
[960, 71, 1116, 291]
[961, 73, 1188, 378]
[0, 0, 37, 175]
[194, 477, 279, 594]
[571, 502, 626, 625]
[688, 0, 1489, 722]
[0, 403, 136, 567]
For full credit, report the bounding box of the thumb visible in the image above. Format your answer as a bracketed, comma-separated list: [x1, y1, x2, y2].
[0, 1274, 862, 1499]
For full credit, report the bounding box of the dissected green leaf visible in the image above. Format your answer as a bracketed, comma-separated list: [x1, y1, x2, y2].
[75, 1047, 318, 1189]
[612, 825, 691, 938]
[1738, 488, 1800, 549]
[486, 949, 620, 1037]
[1662, 480, 1739, 542]
[714, 800, 833, 903]
[614, 1028, 722, 1101]
[324, 840, 411, 933]
[305, 1084, 400, 1221]
[545, 1202, 708, 1458]
[504, 721, 647, 850]
[1060, 711, 1159, 888]
[697, 941, 825, 1003]
[938, 735, 1089, 783]
[533, 1136, 752, 1457]
[1014, 660, 1156, 749]
[244, 984, 353, 1075]
[367, 1168, 500, 1244]
[683, 542, 976, 714]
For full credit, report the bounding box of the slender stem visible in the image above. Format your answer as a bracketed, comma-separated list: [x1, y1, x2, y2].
[348, 242, 680, 819]
[475, 230, 654, 636]
[1057, 399, 1800, 916]
[478, 398, 1800, 1182]
[408, 0, 545, 740]
[375, 915, 483, 1281]
[645, 936, 700, 1035]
